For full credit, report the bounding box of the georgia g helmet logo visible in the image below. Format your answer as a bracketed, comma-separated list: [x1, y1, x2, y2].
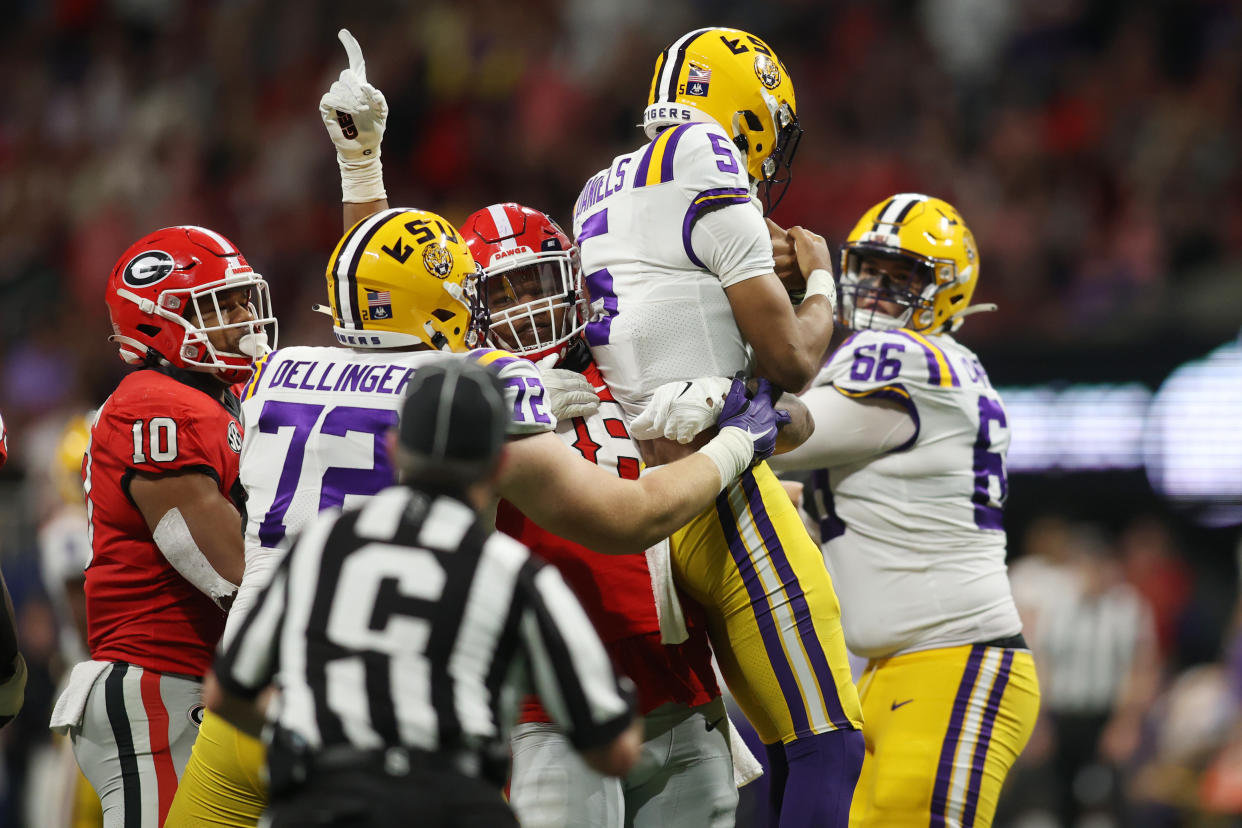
[122, 250, 176, 287]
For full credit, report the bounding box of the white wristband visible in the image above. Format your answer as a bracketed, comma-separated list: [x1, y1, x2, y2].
[340, 157, 387, 204]
[698, 426, 756, 489]
[803, 268, 838, 316]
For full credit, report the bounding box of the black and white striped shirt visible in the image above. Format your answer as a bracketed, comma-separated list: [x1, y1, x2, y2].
[214, 485, 634, 757]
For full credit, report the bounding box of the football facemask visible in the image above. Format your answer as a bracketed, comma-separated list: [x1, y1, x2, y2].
[463, 203, 587, 360]
[839, 194, 993, 334]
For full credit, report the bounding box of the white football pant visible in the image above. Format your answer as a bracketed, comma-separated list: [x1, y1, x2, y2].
[510, 697, 736, 828]
[70, 663, 201, 828]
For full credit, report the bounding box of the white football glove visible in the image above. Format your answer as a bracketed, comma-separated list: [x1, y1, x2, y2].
[319, 29, 388, 203]
[630, 376, 734, 444]
[536, 353, 600, 420]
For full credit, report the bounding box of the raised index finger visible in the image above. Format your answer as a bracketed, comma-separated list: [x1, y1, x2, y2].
[338, 29, 366, 80]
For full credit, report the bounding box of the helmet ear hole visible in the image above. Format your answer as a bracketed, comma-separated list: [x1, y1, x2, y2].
[431, 309, 456, 323]
[742, 110, 763, 131]
[137, 323, 161, 338]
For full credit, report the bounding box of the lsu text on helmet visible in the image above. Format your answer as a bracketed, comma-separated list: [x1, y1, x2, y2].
[324, 208, 485, 352]
[461, 203, 586, 361]
[643, 27, 802, 215]
[839, 193, 994, 335]
[105, 226, 277, 385]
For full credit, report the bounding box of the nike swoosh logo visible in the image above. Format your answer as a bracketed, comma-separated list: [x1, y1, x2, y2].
[891, 699, 914, 711]
[705, 717, 724, 732]
[677, 381, 694, 398]
[743, 426, 774, 440]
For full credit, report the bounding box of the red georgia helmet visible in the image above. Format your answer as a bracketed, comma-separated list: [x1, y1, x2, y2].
[105, 226, 277, 384]
[461, 204, 587, 360]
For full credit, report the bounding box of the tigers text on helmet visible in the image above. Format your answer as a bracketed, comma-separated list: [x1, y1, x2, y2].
[323, 208, 485, 352]
[461, 203, 586, 361]
[643, 27, 801, 215]
[105, 226, 277, 385]
[839, 194, 994, 335]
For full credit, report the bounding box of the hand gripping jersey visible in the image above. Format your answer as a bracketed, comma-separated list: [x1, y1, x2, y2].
[226, 345, 554, 644]
[572, 121, 775, 420]
[496, 359, 718, 720]
[810, 329, 1023, 658]
[84, 369, 245, 676]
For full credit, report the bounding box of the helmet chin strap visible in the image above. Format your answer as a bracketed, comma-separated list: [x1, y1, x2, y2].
[947, 303, 999, 332]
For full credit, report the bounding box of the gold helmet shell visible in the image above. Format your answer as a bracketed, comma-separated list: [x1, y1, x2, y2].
[643, 28, 801, 214]
[324, 208, 485, 352]
[839, 194, 993, 334]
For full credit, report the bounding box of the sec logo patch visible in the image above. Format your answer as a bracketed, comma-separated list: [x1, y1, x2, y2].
[227, 421, 242, 453]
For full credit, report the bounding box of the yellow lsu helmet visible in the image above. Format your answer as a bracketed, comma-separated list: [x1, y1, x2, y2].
[643, 27, 801, 214]
[839, 193, 996, 334]
[323, 208, 486, 351]
[54, 414, 92, 506]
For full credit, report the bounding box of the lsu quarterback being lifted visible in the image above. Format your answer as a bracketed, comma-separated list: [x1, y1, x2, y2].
[464, 203, 738, 828]
[770, 194, 1040, 828]
[574, 27, 863, 828]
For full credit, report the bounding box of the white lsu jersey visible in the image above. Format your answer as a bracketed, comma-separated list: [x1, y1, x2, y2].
[808, 329, 1023, 659]
[572, 121, 774, 421]
[223, 345, 554, 644]
[39, 505, 91, 664]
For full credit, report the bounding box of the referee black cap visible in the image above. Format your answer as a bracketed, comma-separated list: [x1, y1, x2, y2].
[398, 359, 507, 475]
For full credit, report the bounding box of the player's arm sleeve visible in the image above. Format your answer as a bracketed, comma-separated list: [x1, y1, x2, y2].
[468, 348, 558, 435]
[214, 547, 291, 700]
[676, 124, 774, 287]
[768, 385, 917, 471]
[515, 556, 635, 751]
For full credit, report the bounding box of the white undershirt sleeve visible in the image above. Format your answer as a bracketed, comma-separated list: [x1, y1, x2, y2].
[768, 385, 917, 472]
[690, 202, 775, 288]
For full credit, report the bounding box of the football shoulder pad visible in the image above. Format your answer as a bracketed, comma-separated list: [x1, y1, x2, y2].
[822, 329, 965, 397]
[467, 348, 557, 435]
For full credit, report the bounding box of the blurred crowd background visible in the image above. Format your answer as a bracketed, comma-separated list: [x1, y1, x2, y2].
[0, 0, 1239, 825]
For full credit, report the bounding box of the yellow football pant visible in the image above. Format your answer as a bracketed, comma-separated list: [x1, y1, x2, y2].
[850, 643, 1040, 828]
[671, 464, 862, 745]
[73, 765, 103, 828]
[164, 710, 267, 827]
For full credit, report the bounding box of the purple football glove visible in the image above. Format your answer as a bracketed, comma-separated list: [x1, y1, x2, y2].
[717, 375, 782, 463]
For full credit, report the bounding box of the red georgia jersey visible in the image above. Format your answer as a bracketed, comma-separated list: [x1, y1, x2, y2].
[84, 369, 245, 676]
[498, 359, 718, 717]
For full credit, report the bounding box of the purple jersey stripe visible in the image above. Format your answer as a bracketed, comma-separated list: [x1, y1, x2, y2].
[961, 648, 1015, 828]
[930, 645, 986, 827]
[578, 209, 608, 243]
[740, 470, 854, 731]
[715, 484, 812, 738]
[895, 330, 943, 386]
[632, 139, 659, 189]
[659, 123, 693, 183]
[584, 268, 617, 347]
[681, 187, 753, 268]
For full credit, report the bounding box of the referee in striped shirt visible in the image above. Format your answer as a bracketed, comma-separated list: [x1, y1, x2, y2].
[203, 359, 642, 827]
